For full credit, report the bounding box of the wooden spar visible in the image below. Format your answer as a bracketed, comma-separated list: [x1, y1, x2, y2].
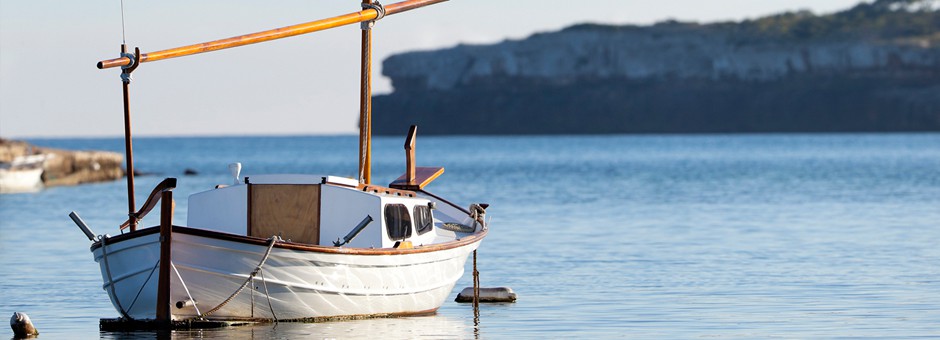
[389, 125, 447, 191]
[405, 125, 417, 185]
[359, 0, 375, 185]
[97, 0, 446, 186]
[96, 0, 448, 69]
[120, 44, 139, 232]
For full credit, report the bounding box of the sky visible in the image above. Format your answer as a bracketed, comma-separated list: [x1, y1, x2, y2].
[1, 0, 866, 138]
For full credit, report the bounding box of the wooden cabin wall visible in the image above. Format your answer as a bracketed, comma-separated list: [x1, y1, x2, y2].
[248, 184, 320, 244]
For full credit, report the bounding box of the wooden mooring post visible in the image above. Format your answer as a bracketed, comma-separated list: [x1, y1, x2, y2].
[155, 189, 173, 323]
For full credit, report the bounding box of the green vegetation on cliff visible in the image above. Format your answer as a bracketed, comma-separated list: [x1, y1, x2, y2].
[568, 0, 939, 42]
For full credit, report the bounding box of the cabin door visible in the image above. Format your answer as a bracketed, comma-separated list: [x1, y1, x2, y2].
[248, 184, 320, 244]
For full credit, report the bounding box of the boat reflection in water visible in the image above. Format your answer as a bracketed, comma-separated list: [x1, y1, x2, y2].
[99, 316, 475, 339]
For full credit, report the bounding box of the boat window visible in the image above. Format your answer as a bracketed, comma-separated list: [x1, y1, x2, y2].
[414, 205, 433, 235]
[384, 204, 412, 240]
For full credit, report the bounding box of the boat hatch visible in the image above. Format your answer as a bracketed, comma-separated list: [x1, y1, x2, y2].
[248, 184, 320, 244]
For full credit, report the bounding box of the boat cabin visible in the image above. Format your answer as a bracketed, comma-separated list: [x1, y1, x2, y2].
[187, 174, 471, 249]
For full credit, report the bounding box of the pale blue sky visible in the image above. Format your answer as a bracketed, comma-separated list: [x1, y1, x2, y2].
[1, 0, 864, 138]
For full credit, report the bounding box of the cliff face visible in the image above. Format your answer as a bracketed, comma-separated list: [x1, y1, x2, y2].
[385, 25, 938, 89]
[374, 0, 940, 135]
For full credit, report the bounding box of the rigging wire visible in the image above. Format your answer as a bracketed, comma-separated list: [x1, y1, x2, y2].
[120, 0, 127, 44]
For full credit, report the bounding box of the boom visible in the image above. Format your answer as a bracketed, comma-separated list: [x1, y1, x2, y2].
[97, 0, 447, 69]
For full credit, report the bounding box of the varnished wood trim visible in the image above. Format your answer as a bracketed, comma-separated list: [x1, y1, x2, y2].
[156, 190, 174, 322]
[121, 178, 177, 230]
[405, 125, 417, 185]
[358, 184, 417, 198]
[97, 0, 449, 69]
[390, 166, 444, 190]
[316, 184, 323, 243]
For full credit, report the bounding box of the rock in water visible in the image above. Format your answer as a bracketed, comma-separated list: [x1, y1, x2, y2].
[10, 312, 38, 338]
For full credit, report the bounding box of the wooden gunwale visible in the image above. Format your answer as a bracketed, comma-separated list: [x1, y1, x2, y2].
[91, 225, 486, 255]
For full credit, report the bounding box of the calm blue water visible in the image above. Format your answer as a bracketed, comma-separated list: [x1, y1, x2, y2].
[1, 134, 939, 338]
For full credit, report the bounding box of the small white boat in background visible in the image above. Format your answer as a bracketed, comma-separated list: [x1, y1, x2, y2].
[0, 154, 50, 193]
[76, 0, 490, 326]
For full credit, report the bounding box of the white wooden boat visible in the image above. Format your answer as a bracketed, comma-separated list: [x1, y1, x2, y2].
[76, 0, 488, 324]
[90, 173, 486, 321]
[0, 154, 49, 193]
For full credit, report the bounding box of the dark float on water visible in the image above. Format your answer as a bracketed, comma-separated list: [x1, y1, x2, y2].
[9, 312, 38, 338]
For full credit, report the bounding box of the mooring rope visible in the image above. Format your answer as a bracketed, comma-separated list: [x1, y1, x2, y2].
[194, 236, 280, 320]
[469, 203, 487, 232]
[259, 268, 278, 322]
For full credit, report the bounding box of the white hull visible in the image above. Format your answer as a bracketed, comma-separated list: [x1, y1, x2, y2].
[92, 226, 482, 321]
[0, 167, 43, 193]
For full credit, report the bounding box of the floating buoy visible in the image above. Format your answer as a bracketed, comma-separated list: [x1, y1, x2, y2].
[455, 287, 517, 303]
[454, 249, 515, 304]
[10, 312, 38, 338]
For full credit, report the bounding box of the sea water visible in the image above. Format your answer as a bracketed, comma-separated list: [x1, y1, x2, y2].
[1, 133, 938, 338]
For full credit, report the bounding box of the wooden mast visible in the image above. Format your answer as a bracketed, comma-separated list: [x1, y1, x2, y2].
[120, 44, 140, 232]
[98, 0, 449, 184]
[359, 0, 377, 184]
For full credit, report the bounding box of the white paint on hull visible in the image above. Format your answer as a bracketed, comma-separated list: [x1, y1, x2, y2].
[93, 228, 480, 321]
[0, 168, 43, 193]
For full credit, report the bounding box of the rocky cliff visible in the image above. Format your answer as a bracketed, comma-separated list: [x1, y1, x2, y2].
[374, 0, 940, 135]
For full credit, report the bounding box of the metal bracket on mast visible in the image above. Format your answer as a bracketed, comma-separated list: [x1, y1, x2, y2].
[120, 47, 140, 83]
[361, 1, 385, 30]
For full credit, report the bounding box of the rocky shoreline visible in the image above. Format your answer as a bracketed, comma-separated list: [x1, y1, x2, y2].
[373, 0, 940, 135]
[0, 138, 124, 188]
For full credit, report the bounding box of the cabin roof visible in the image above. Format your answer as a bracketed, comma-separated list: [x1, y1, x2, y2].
[242, 173, 422, 200]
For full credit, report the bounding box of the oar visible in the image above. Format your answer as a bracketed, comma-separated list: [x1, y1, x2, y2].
[97, 0, 447, 69]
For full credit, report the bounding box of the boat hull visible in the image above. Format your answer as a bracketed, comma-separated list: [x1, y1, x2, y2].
[92, 226, 482, 321]
[0, 168, 43, 193]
